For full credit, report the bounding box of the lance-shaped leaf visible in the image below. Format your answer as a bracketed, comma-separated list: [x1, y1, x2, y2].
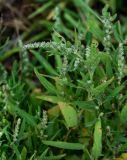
[42, 140, 85, 150]
[58, 102, 78, 128]
[34, 68, 57, 94]
[92, 77, 114, 97]
[120, 104, 127, 125]
[31, 50, 58, 76]
[92, 119, 102, 159]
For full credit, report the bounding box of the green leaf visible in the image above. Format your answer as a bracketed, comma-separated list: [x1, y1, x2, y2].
[92, 77, 114, 97]
[0, 47, 20, 62]
[28, 1, 53, 19]
[120, 104, 127, 125]
[31, 50, 58, 76]
[37, 95, 63, 104]
[64, 13, 78, 29]
[18, 119, 26, 142]
[6, 100, 36, 127]
[73, 101, 96, 110]
[16, 108, 36, 127]
[38, 148, 49, 160]
[85, 31, 92, 46]
[102, 4, 109, 17]
[95, 66, 106, 80]
[2, 125, 11, 143]
[21, 147, 27, 160]
[106, 59, 113, 77]
[114, 21, 123, 42]
[34, 68, 57, 94]
[42, 154, 66, 160]
[11, 143, 21, 159]
[58, 102, 78, 128]
[85, 110, 96, 127]
[55, 55, 63, 73]
[42, 141, 85, 150]
[87, 18, 103, 41]
[85, 47, 101, 76]
[92, 119, 102, 159]
[104, 85, 124, 103]
[74, 0, 101, 21]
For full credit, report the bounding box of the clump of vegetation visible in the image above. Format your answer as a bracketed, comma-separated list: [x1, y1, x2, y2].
[0, 0, 127, 159]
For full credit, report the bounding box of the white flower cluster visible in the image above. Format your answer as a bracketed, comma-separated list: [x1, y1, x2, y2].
[73, 48, 85, 70]
[74, 57, 80, 70]
[118, 43, 125, 84]
[41, 110, 48, 129]
[0, 65, 8, 106]
[23, 41, 83, 56]
[101, 5, 116, 53]
[18, 39, 30, 77]
[40, 110, 48, 138]
[85, 45, 91, 58]
[23, 42, 50, 50]
[0, 64, 7, 81]
[13, 118, 21, 142]
[1, 84, 8, 105]
[0, 83, 14, 110]
[23, 41, 85, 74]
[102, 17, 112, 53]
[21, 50, 30, 77]
[106, 125, 112, 136]
[61, 55, 68, 75]
[53, 6, 61, 30]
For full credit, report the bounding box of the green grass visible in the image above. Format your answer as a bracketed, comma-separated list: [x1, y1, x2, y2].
[0, 0, 127, 159]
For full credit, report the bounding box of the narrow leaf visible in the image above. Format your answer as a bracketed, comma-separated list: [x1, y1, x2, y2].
[28, 2, 52, 19]
[34, 68, 57, 94]
[42, 154, 66, 160]
[42, 141, 85, 150]
[120, 104, 127, 125]
[104, 85, 124, 103]
[37, 95, 63, 104]
[16, 108, 36, 127]
[21, 147, 27, 160]
[31, 50, 58, 75]
[92, 119, 102, 159]
[92, 77, 114, 96]
[73, 101, 96, 110]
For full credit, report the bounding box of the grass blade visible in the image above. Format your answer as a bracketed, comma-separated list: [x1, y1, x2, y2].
[28, 2, 53, 19]
[42, 141, 85, 150]
[31, 50, 58, 76]
[34, 68, 57, 94]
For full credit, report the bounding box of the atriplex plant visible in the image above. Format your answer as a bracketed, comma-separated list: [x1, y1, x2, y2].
[22, 4, 127, 160]
[1, 2, 127, 160]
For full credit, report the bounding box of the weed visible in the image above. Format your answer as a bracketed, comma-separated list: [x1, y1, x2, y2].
[0, 0, 127, 160]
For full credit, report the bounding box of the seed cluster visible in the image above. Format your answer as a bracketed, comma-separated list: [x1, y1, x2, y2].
[40, 110, 48, 139]
[13, 118, 21, 142]
[118, 43, 125, 84]
[102, 17, 112, 52]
